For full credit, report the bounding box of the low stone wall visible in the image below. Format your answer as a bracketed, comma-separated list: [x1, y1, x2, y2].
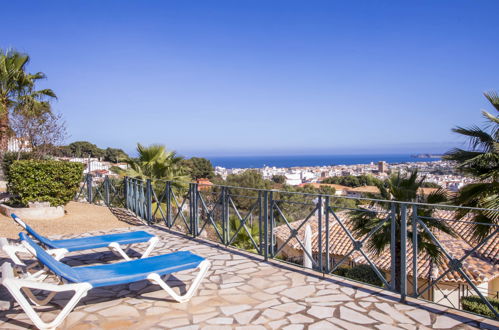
[0, 203, 65, 220]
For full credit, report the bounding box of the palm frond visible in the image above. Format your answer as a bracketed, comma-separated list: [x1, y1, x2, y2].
[451, 126, 494, 151]
[484, 91, 499, 112]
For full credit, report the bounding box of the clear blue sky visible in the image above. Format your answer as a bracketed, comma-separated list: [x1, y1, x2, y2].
[2, 1, 498, 157]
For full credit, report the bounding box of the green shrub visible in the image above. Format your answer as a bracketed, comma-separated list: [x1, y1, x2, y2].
[344, 264, 384, 287]
[332, 267, 349, 277]
[462, 295, 499, 318]
[8, 160, 85, 207]
[1, 151, 38, 179]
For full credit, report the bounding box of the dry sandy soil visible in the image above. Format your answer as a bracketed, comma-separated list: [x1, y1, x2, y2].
[0, 201, 145, 239]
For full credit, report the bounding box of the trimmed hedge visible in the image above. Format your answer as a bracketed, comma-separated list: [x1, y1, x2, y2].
[345, 264, 384, 287]
[462, 295, 499, 318]
[1, 151, 38, 179]
[332, 267, 349, 277]
[8, 160, 85, 207]
[333, 264, 384, 287]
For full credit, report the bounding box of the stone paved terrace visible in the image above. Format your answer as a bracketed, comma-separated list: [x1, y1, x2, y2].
[1, 226, 498, 330]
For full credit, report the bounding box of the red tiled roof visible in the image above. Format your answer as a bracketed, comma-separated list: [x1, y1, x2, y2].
[274, 210, 497, 285]
[347, 186, 380, 194]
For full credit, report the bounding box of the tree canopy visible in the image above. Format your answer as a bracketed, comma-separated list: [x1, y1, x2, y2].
[182, 157, 215, 179]
[54, 141, 129, 162]
[0, 49, 57, 152]
[322, 175, 382, 187]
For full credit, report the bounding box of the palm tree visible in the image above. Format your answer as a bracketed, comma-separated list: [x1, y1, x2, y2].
[349, 170, 454, 291]
[0, 49, 56, 151]
[444, 91, 499, 241]
[113, 143, 191, 187]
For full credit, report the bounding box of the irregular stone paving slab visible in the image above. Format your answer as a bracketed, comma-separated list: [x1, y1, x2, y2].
[0, 225, 496, 330]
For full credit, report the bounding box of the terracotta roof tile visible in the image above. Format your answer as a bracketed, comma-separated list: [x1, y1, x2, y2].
[274, 210, 498, 285]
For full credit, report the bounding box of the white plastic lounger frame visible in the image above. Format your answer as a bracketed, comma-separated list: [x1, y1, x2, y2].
[2, 215, 160, 265]
[0, 236, 159, 265]
[0, 242, 211, 330]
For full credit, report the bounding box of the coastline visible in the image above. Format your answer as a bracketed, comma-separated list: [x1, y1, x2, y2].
[208, 154, 442, 169]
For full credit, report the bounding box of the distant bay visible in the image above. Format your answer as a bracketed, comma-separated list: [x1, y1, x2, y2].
[207, 154, 442, 169]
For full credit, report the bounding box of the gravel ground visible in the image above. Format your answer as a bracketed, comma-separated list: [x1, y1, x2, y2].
[0, 201, 144, 239]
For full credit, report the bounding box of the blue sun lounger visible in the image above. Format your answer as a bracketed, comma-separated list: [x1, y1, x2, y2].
[0, 214, 159, 265]
[0, 233, 210, 330]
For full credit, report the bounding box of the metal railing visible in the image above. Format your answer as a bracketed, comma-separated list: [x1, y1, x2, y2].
[78, 174, 499, 320]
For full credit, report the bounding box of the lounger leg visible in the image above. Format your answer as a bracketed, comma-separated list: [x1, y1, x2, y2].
[108, 242, 132, 261]
[0, 238, 28, 266]
[141, 236, 159, 258]
[1, 263, 92, 330]
[108, 236, 159, 261]
[147, 260, 211, 303]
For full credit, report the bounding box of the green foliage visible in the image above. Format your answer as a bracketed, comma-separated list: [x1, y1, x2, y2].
[225, 170, 273, 190]
[332, 267, 348, 277]
[8, 160, 84, 206]
[0, 49, 57, 151]
[322, 175, 382, 187]
[182, 157, 215, 179]
[114, 143, 190, 191]
[461, 295, 499, 318]
[349, 170, 453, 290]
[104, 147, 129, 163]
[344, 265, 384, 287]
[333, 265, 383, 287]
[271, 175, 286, 184]
[222, 170, 273, 210]
[444, 91, 499, 241]
[66, 141, 105, 158]
[227, 215, 260, 252]
[1, 151, 38, 178]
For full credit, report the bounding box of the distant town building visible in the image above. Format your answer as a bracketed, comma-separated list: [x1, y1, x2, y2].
[378, 161, 388, 173]
[7, 137, 31, 152]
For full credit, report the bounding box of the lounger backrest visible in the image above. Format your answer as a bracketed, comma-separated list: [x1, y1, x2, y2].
[11, 214, 53, 247]
[19, 232, 80, 283]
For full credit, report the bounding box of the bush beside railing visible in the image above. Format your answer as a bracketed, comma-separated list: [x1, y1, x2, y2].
[462, 295, 499, 318]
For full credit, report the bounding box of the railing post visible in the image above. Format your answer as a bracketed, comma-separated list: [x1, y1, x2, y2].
[124, 177, 129, 209]
[325, 196, 330, 273]
[269, 191, 275, 257]
[263, 190, 269, 261]
[317, 195, 323, 272]
[188, 183, 193, 235]
[133, 179, 138, 213]
[223, 187, 229, 245]
[86, 174, 93, 203]
[412, 204, 418, 297]
[104, 176, 110, 206]
[138, 181, 143, 219]
[390, 202, 396, 292]
[400, 203, 408, 303]
[146, 179, 152, 225]
[192, 183, 199, 237]
[166, 181, 172, 228]
[258, 190, 263, 256]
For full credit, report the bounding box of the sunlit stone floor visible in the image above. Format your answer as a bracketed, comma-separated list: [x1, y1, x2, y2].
[0, 226, 497, 329]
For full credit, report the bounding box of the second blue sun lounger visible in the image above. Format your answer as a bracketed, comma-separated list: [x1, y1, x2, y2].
[1, 214, 159, 265]
[0, 233, 210, 330]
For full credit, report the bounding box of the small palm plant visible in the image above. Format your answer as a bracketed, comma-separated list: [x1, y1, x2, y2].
[349, 170, 455, 291]
[444, 91, 499, 241]
[114, 143, 190, 186]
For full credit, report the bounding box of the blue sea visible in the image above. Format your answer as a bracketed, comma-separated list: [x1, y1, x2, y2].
[208, 154, 441, 169]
